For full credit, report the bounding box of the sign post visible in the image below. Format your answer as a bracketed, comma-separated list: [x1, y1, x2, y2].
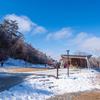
[56, 62, 58, 79]
[97, 61, 99, 68]
[98, 57, 100, 68]
[66, 50, 70, 77]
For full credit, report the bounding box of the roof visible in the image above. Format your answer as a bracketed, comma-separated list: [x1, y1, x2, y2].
[61, 55, 92, 59]
[61, 55, 92, 57]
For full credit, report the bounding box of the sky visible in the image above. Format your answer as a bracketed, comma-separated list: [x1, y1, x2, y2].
[0, 0, 100, 61]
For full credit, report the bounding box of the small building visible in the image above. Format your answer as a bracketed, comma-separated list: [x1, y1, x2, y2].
[61, 55, 92, 68]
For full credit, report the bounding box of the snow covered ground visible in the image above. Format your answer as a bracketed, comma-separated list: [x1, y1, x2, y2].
[0, 58, 100, 100]
[1, 58, 52, 69]
[0, 69, 100, 100]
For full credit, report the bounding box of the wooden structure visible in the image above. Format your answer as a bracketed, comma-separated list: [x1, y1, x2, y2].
[61, 55, 92, 68]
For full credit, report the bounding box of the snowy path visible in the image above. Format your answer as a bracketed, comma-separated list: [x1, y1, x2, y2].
[0, 68, 94, 93]
[20, 68, 82, 76]
[0, 73, 38, 92]
[0, 68, 100, 100]
[0, 68, 83, 92]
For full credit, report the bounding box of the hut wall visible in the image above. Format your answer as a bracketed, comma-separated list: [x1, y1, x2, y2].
[71, 58, 80, 67]
[71, 58, 87, 67]
[61, 56, 87, 67]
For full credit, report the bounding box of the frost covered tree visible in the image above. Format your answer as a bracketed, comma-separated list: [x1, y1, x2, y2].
[0, 19, 24, 60]
[0, 19, 23, 39]
[0, 19, 55, 64]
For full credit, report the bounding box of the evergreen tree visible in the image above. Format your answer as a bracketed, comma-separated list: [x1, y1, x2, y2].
[0, 19, 23, 39]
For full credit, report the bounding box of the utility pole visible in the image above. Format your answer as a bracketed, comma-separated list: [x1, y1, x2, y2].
[57, 61, 58, 79]
[66, 50, 70, 77]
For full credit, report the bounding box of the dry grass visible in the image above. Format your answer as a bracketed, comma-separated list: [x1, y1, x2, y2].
[47, 90, 100, 100]
[0, 67, 50, 73]
[73, 91, 100, 100]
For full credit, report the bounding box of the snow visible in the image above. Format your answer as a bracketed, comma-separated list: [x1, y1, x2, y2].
[0, 58, 100, 100]
[0, 69, 100, 100]
[1, 58, 53, 69]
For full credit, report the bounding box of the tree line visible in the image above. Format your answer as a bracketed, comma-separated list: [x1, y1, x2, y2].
[74, 51, 100, 68]
[0, 19, 55, 65]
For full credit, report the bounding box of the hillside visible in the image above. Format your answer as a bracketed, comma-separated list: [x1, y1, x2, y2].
[0, 19, 55, 65]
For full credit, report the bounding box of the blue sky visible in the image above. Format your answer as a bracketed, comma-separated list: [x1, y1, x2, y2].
[0, 0, 100, 60]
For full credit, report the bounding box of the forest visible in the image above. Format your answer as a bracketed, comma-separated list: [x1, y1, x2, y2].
[0, 19, 55, 65]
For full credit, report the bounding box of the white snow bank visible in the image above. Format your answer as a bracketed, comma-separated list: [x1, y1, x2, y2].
[0, 69, 100, 100]
[1, 58, 52, 69]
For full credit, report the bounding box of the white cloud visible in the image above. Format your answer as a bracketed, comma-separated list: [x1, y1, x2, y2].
[4, 14, 37, 33]
[76, 32, 89, 38]
[45, 33, 52, 41]
[66, 32, 92, 45]
[4, 14, 47, 35]
[66, 32, 100, 50]
[46, 27, 72, 41]
[43, 50, 61, 61]
[80, 37, 100, 50]
[54, 27, 72, 40]
[32, 26, 47, 34]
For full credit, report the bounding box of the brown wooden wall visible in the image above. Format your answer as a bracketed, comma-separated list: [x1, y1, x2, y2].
[70, 58, 87, 67]
[61, 57, 87, 67]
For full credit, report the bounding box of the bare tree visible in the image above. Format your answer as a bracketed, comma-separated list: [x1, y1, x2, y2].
[74, 51, 90, 55]
[92, 48, 100, 68]
[90, 57, 98, 68]
[94, 48, 100, 57]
